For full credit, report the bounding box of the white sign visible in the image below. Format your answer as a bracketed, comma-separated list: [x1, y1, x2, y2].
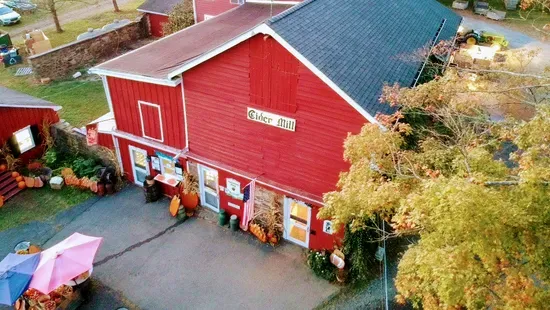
[247, 107, 296, 132]
[323, 220, 333, 235]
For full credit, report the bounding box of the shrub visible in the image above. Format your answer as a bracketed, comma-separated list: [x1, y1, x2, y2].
[307, 250, 337, 282]
[343, 224, 379, 283]
[162, 0, 194, 36]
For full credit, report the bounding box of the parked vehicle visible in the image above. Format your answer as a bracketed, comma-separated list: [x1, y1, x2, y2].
[457, 26, 509, 50]
[1, 0, 36, 12]
[0, 4, 20, 25]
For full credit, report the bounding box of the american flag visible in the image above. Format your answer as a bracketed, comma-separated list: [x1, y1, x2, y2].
[240, 179, 256, 231]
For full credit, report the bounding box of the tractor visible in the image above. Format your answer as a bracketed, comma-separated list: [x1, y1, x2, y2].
[457, 26, 509, 50]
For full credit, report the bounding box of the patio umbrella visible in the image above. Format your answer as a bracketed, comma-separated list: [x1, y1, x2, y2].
[0, 253, 40, 305]
[29, 233, 103, 294]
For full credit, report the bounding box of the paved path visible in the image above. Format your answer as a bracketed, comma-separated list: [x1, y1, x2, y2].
[461, 16, 550, 70]
[7, 0, 139, 38]
[1, 186, 337, 309]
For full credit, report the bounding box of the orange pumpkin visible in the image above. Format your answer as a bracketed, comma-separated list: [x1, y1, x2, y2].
[34, 177, 44, 188]
[18, 181, 26, 189]
[25, 177, 35, 188]
[0, 164, 6, 172]
[15, 176, 23, 182]
[0, 196, 4, 208]
[90, 182, 98, 193]
[12, 172, 20, 178]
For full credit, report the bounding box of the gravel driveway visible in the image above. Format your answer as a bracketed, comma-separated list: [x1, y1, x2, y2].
[461, 16, 550, 70]
[1, 186, 337, 309]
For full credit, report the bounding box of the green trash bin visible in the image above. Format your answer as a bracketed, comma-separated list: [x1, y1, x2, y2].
[229, 215, 239, 231]
[218, 209, 228, 226]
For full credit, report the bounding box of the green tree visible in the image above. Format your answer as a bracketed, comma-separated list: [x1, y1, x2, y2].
[162, 0, 194, 36]
[318, 60, 550, 308]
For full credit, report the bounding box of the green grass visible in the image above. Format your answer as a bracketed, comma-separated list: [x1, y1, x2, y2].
[0, 67, 109, 127]
[0, 0, 145, 127]
[43, 0, 144, 48]
[0, 186, 94, 232]
[0, 1, 94, 35]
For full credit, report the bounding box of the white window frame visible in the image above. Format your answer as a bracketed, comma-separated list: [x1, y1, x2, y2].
[13, 126, 35, 154]
[283, 197, 311, 248]
[129, 145, 150, 186]
[229, 0, 244, 4]
[204, 14, 215, 20]
[138, 101, 164, 143]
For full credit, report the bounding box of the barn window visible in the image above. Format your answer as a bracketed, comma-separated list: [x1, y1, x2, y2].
[13, 126, 35, 154]
[250, 36, 299, 113]
[204, 14, 215, 20]
[138, 101, 164, 142]
[230, 0, 244, 4]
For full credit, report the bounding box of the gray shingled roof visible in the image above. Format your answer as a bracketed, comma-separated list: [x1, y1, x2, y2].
[269, 0, 462, 117]
[0, 86, 61, 111]
[137, 0, 182, 15]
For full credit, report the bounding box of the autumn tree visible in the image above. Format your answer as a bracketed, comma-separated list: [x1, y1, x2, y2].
[318, 50, 550, 308]
[162, 0, 194, 36]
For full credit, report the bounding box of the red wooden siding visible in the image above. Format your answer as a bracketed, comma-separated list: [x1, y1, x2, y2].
[97, 133, 114, 149]
[148, 13, 169, 37]
[139, 102, 163, 141]
[0, 107, 59, 163]
[194, 0, 237, 22]
[194, 0, 303, 22]
[116, 137, 181, 195]
[250, 35, 299, 113]
[183, 34, 367, 199]
[106, 77, 185, 150]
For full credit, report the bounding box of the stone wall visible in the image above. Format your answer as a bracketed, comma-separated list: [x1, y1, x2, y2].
[51, 121, 117, 168]
[29, 15, 149, 80]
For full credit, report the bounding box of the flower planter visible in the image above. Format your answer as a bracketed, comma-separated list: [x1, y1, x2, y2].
[182, 193, 199, 209]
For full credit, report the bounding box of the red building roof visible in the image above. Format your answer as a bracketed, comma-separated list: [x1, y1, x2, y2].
[0, 86, 61, 111]
[94, 3, 293, 81]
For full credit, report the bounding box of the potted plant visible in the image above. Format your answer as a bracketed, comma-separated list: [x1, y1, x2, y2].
[180, 172, 199, 209]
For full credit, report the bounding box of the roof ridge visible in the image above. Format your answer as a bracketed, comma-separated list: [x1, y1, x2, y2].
[268, 0, 317, 24]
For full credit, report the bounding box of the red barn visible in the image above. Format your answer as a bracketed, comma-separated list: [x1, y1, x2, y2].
[0, 86, 61, 163]
[0, 87, 61, 201]
[91, 0, 461, 249]
[192, 0, 302, 23]
[137, 0, 183, 37]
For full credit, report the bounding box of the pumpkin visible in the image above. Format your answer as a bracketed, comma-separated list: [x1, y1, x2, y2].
[90, 182, 98, 193]
[0, 196, 4, 208]
[34, 177, 44, 188]
[15, 176, 23, 182]
[12, 172, 20, 178]
[0, 164, 6, 172]
[25, 177, 35, 188]
[18, 181, 26, 189]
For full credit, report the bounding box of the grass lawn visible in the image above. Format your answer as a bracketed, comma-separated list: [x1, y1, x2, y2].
[0, 186, 94, 232]
[0, 1, 97, 35]
[0, 0, 144, 127]
[0, 67, 109, 127]
[41, 0, 145, 48]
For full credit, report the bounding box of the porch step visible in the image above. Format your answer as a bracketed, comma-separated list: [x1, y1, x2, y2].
[0, 171, 23, 202]
[2, 185, 22, 201]
[0, 171, 12, 185]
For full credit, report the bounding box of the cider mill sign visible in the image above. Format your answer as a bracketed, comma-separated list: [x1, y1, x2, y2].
[247, 107, 296, 132]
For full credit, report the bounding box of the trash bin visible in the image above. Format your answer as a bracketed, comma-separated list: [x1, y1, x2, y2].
[230, 215, 239, 231]
[218, 209, 228, 226]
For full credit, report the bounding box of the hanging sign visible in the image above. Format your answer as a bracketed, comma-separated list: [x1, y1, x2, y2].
[247, 107, 296, 132]
[85, 123, 98, 146]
